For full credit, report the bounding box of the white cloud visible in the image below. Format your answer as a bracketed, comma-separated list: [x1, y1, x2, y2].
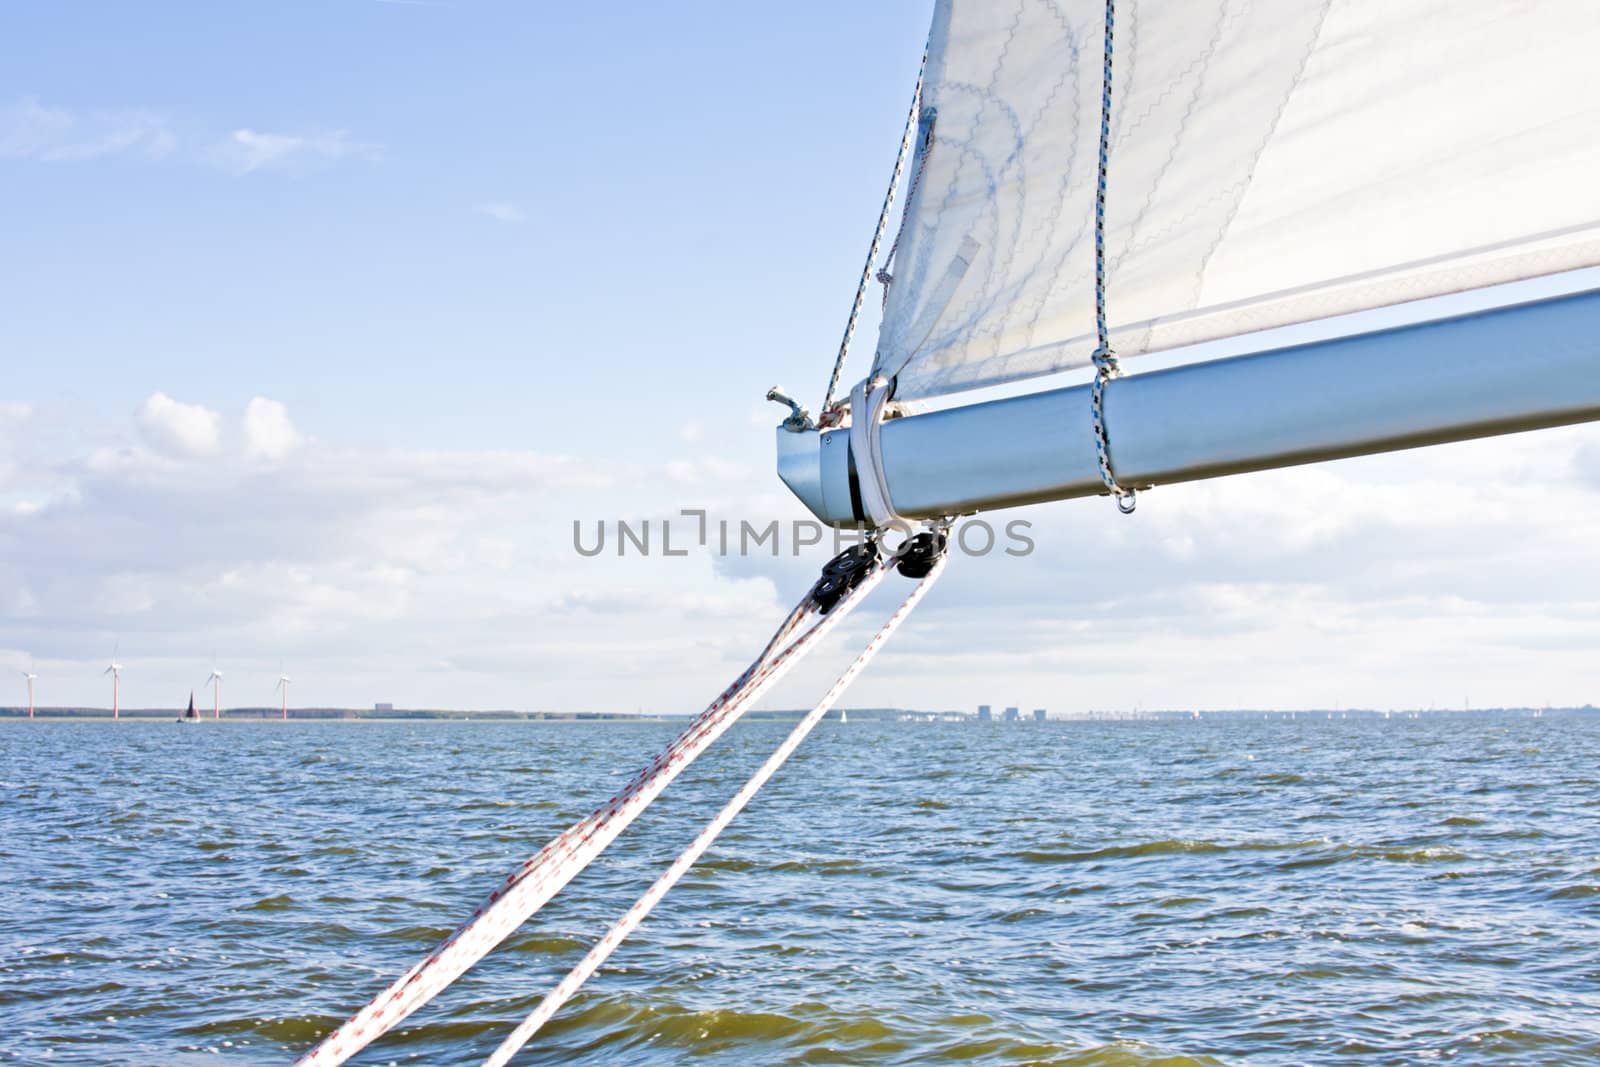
[663, 457, 747, 484]
[0, 403, 752, 710]
[476, 202, 525, 224]
[3, 98, 377, 175]
[137, 393, 223, 457]
[0, 97, 175, 162]
[0, 402, 31, 422]
[6, 390, 1600, 715]
[216, 128, 364, 173]
[3, 97, 378, 176]
[704, 424, 1600, 714]
[242, 397, 302, 461]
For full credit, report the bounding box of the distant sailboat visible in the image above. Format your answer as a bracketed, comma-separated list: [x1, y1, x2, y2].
[840, 709, 848, 724]
[178, 691, 201, 723]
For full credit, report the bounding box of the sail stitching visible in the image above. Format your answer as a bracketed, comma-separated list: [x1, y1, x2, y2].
[1089, 0, 1138, 515]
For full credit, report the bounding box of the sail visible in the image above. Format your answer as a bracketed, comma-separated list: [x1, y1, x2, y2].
[872, 0, 1600, 400]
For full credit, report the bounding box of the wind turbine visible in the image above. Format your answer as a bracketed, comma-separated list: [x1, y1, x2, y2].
[276, 666, 291, 721]
[205, 666, 223, 720]
[104, 658, 123, 719]
[21, 663, 37, 720]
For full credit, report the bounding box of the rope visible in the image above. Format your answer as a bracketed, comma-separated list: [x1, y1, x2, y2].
[1089, 0, 1138, 515]
[848, 375, 901, 529]
[293, 562, 891, 1067]
[876, 106, 936, 308]
[821, 55, 927, 416]
[483, 555, 947, 1066]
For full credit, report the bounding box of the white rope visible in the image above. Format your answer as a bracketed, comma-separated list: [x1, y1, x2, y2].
[294, 563, 890, 1067]
[483, 555, 946, 1066]
[848, 375, 900, 529]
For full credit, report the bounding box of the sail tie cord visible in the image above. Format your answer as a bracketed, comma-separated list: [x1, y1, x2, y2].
[293, 556, 895, 1067]
[483, 552, 948, 1067]
[820, 54, 927, 418]
[1089, 0, 1138, 516]
[848, 375, 901, 529]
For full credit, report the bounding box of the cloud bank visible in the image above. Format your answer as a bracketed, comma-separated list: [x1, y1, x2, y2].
[3, 391, 1599, 716]
[2, 97, 371, 175]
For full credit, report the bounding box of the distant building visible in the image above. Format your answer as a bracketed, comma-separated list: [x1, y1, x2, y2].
[977, 704, 992, 722]
[1032, 708, 1047, 722]
[1003, 706, 1019, 722]
[374, 702, 394, 713]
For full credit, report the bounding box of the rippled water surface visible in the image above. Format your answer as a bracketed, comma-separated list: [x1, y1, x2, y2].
[4, 716, 1599, 1066]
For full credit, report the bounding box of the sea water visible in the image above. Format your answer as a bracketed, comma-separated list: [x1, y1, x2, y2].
[2, 716, 1598, 1065]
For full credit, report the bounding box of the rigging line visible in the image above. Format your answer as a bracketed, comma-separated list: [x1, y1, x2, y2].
[821, 53, 927, 417]
[483, 555, 948, 1067]
[850, 375, 901, 528]
[293, 561, 891, 1067]
[1089, 0, 1138, 515]
[877, 107, 937, 308]
[294, 586, 862, 1067]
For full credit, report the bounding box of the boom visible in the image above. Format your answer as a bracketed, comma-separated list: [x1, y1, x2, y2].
[778, 289, 1600, 524]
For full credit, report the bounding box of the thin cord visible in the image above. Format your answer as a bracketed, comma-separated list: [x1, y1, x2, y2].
[821, 55, 927, 416]
[1089, 0, 1138, 515]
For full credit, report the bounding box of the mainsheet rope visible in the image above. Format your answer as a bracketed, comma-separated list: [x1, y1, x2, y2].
[294, 556, 896, 1067]
[483, 553, 947, 1066]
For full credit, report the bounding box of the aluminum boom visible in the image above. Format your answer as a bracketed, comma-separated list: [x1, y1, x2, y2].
[777, 289, 1600, 525]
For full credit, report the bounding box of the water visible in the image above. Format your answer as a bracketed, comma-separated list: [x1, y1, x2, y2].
[3, 717, 1599, 1066]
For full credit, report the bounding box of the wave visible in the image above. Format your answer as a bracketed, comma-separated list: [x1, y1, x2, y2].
[491, 996, 1226, 1067]
[1011, 839, 1320, 864]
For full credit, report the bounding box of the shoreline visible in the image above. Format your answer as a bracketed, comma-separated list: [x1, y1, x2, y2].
[2, 705, 1595, 723]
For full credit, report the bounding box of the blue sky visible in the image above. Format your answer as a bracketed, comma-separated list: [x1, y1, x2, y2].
[4, 1, 1600, 715]
[3, 1, 927, 454]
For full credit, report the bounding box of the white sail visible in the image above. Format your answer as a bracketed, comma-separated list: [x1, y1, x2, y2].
[872, 0, 1600, 401]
